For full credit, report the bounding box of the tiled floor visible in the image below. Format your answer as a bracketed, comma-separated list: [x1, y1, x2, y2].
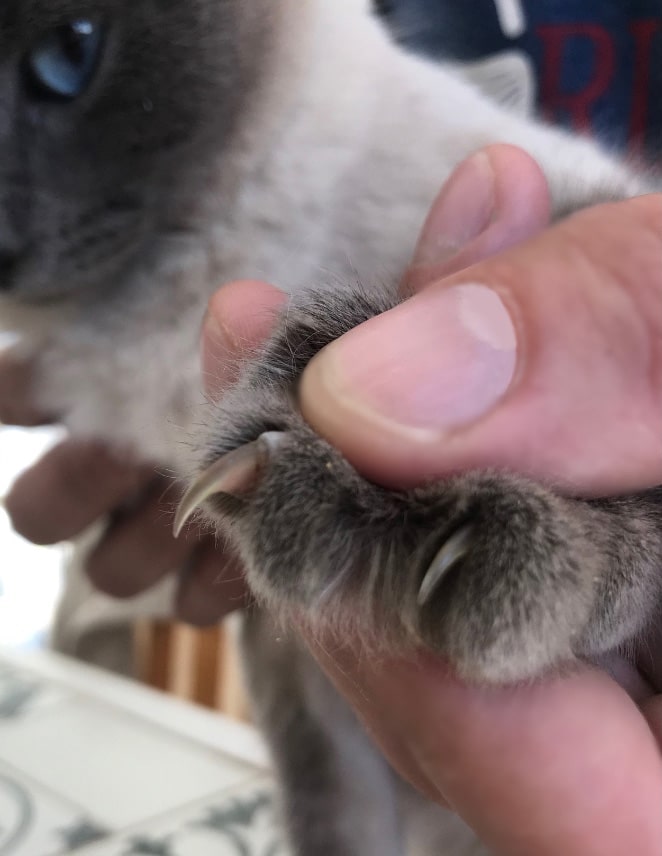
[0, 652, 289, 856]
[0, 389, 289, 855]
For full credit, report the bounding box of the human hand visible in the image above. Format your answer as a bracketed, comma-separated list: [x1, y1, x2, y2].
[203, 145, 662, 854]
[0, 349, 249, 625]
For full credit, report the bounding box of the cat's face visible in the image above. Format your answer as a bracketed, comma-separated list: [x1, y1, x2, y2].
[0, 0, 274, 303]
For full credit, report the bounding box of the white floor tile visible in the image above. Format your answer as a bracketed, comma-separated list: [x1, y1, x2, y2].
[0, 761, 111, 856]
[0, 695, 257, 828]
[81, 781, 289, 856]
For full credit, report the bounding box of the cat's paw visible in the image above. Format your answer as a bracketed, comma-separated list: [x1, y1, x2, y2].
[179, 284, 662, 684]
[411, 474, 598, 682]
[180, 423, 599, 682]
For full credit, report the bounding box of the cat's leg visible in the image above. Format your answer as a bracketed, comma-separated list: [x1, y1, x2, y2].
[241, 610, 405, 856]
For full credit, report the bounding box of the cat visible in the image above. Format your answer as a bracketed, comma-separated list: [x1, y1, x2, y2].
[0, 1, 658, 853]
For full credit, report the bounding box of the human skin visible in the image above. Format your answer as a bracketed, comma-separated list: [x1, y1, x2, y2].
[3, 144, 662, 854]
[203, 145, 662, 855]
[0, 362, 249, 624]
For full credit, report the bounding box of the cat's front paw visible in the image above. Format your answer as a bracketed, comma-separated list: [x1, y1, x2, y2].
[179, 285, 661, 685]
[178, 416, 601, 683]
[412, 475, 598, 682]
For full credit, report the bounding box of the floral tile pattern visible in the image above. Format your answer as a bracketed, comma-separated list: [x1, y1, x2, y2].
[81, 785, 288, 856]
[0, 652, 289, 855]
[0, 660, 68, 720]
[0, 764, 110, 855]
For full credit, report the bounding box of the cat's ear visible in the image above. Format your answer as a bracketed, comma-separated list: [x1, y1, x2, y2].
[457, 51, 535, 116]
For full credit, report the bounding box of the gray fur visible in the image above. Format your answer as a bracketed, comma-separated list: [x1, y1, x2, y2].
[0, 0, 275, 303]
[242, 612, 408, 855]
[195, 280, 662, 683]
[0, 2, 659, 854]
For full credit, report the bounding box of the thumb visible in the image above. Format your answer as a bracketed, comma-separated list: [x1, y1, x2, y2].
[299, 194, 662, 494]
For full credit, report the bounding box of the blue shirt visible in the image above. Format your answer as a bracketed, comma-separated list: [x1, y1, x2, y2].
[380, 1, 662, 160]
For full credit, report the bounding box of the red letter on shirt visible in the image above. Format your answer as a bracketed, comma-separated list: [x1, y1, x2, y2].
[538, 24, 616, 131]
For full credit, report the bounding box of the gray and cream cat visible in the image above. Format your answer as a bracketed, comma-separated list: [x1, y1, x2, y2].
[0, 1, 659, 853]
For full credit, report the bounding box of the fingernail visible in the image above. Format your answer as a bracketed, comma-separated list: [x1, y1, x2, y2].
[415, 152, 496, 266]
[310, 284, 517, 433]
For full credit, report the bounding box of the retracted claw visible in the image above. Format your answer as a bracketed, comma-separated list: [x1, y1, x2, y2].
[418, 524, 473, 606]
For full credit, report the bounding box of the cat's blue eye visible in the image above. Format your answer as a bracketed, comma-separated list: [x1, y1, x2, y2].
[24, 19, 105, 101]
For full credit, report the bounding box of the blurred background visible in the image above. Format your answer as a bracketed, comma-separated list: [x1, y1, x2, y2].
[0, 412, 65, 650]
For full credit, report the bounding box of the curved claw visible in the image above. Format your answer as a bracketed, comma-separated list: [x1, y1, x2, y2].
[418, 524, 473, 606]
[174, 431, 286, 537]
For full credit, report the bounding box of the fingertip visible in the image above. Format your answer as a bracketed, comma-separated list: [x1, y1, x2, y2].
[207, 280, 287, 350]
[5, 441, 150, 546]
[407, 144, 551, 289]
[202, 280, 287, 397]
[175, 542, 249, 626]
[475, 143, 552, 226]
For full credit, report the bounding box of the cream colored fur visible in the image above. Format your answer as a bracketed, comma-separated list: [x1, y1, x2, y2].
[0, 7, 648, 851]
[2, 0, 643, 474]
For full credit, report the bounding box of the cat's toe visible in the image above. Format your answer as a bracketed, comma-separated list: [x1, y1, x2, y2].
[417, 524, 474, 607]
[414, 479, 600, 684]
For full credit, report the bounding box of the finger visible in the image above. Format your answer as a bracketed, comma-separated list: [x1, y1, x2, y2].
[176, 540, 250, 626]
[405, 145, 551, 290]
[86, 478, 196, 598]
[202, 280, 287, 399]
[300, 195, 662, 493]
[311, 643, 662, 856]
[0, 350, 55, 426]
[6, 440, 151, 545]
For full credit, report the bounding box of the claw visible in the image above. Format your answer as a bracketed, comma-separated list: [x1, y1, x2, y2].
[174, 431, 286, 537]
[418, 524, 473, 606]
